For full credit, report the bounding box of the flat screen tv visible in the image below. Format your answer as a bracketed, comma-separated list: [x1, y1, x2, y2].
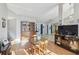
[58, 25, 78, 36]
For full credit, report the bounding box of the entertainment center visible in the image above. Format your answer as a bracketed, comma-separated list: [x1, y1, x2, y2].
[55, 24, 79, 54]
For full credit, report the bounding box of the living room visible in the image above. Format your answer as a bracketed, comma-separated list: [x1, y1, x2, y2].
[0, 3, 79, 55]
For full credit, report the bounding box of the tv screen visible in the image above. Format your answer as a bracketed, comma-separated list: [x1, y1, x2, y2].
[58, 25, 78, 36]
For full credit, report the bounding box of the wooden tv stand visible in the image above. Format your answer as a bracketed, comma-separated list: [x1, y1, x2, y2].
[55, 34, 79, 54]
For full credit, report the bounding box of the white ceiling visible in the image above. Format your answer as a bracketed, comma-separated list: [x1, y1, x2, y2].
[6, 3, 59, 22]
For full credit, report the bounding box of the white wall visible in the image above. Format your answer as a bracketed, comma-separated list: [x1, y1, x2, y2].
[0, 4, 8, 16]
[7, 19, 16, 40]
[74, 4, 79, 36]
[0, 4, 8, 41]
[0, 18, 8, 41]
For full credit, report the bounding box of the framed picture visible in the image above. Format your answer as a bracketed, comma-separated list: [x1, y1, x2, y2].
[2, 18, 6, 28]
